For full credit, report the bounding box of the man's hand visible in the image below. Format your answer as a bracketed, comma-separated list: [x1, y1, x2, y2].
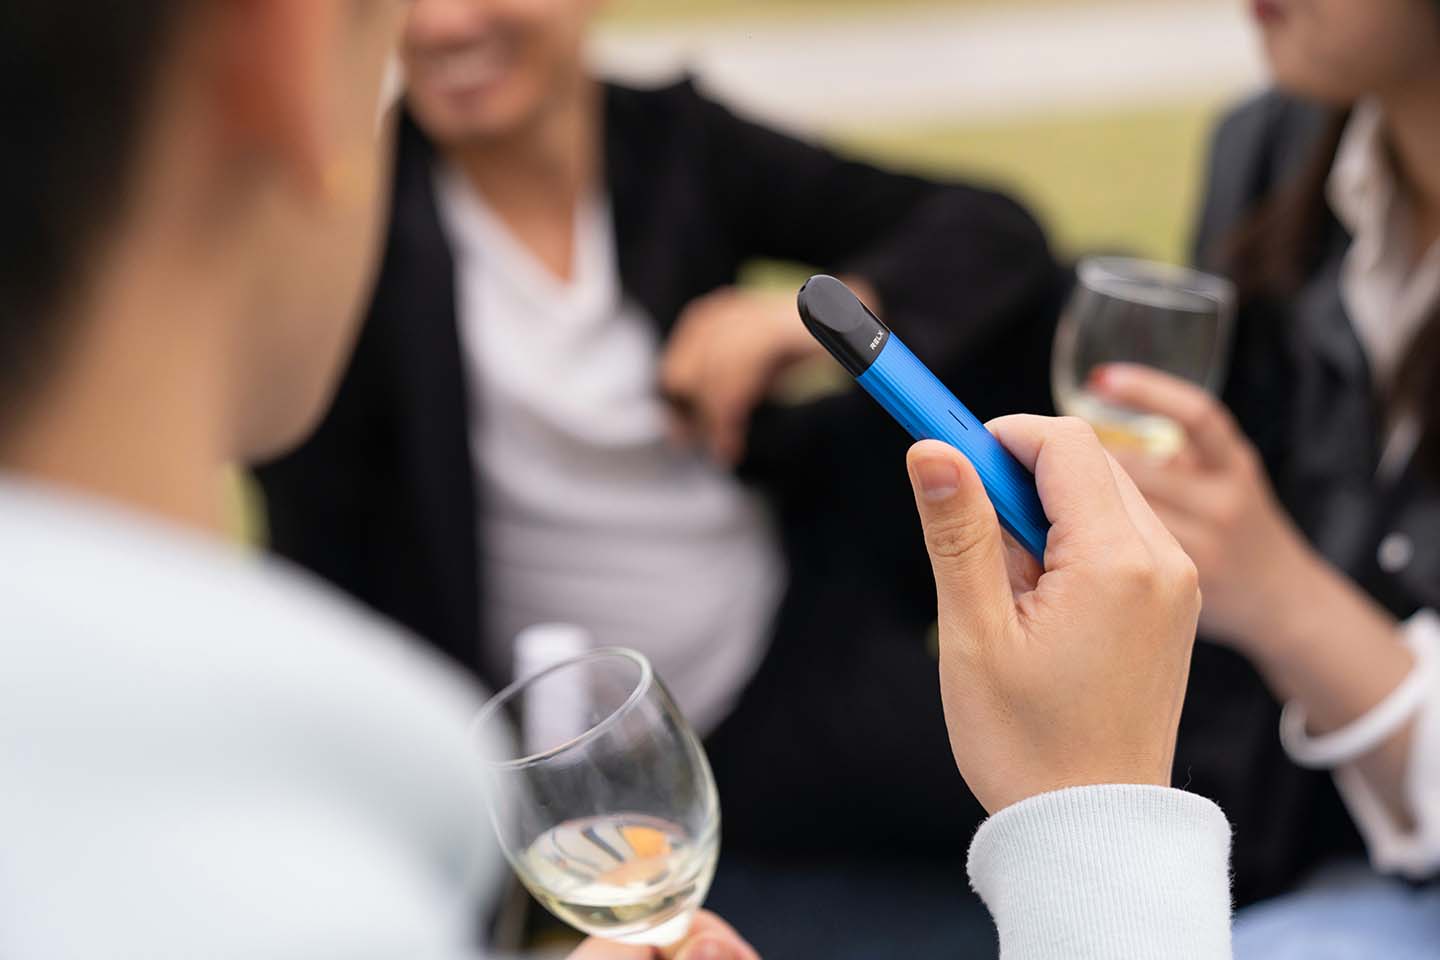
[660, 281, 876, 465]
[906, 417, 1202, 814]
[565, 911, 760, 960]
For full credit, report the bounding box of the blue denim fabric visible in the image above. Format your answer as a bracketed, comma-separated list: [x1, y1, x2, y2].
[1234, 861, 1440, 959]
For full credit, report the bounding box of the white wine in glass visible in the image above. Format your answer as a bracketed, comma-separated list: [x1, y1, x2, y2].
[1052, 257, 1235, 458]
[521, 812, 718, 945]
[474, 647, 720, 947]
[1054, 389, 1188, 459]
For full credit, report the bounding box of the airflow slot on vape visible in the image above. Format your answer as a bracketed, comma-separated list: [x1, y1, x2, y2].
[948, 410, 969, 431]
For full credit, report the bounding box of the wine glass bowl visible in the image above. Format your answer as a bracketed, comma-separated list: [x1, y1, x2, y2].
[1052, 256, 1236, 458]
[474, 648, 720, 947]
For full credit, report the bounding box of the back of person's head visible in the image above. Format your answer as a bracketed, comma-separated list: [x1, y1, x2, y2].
[402, 0, 602, 148]
[0, 2, 191, 428]
[0, 1, 403, 462]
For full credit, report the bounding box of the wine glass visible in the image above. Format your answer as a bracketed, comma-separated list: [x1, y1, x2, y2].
[1052, 256, 1236, 458]
[473, 647, 720, 948]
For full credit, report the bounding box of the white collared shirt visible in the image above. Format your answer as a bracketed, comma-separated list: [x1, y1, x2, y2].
[1330, 102, 1440, 396]
[435, 165, 784, 735]
[1314, 100, 1440, 876]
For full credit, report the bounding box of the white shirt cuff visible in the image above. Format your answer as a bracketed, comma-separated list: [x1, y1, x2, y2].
[1331, 610, 1440, 877]
[967, 785, 1233, 960]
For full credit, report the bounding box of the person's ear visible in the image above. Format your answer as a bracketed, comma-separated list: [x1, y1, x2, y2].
[211, 0, 341, 199]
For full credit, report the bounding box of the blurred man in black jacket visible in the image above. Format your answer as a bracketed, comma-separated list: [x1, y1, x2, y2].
[257, 1, 1063, 955]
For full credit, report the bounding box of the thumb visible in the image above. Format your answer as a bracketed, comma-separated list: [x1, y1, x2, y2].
[906, 440, 1015, 641]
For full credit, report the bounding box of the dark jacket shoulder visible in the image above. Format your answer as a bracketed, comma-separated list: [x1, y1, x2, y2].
[1193, 91, 1334, 270]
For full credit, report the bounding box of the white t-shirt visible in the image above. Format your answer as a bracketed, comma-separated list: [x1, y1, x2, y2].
[0, 478, 499, 960]
[435, 165, 784, 734]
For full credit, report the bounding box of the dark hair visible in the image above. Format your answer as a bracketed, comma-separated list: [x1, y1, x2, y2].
[1225, 103, 1440, 474]
[0, 2, 195, 420]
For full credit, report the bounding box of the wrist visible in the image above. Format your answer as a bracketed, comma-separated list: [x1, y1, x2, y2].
[1234, 535, 1331, 663]
[985, 756, 1176, 815]
[1254, 574, 1329, 676]
[1247, 547, 1408, 699]
[766, 291, 827, 360]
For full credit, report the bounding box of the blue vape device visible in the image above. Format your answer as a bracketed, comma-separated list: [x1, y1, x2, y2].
[796, 275, 1049, 561]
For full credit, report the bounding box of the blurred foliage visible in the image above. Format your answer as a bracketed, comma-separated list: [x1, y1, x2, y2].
[835, 99, 1223, 265]
[225, 468, 264, 547]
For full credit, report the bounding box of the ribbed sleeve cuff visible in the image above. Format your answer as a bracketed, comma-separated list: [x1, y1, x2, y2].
[968, 785, 1233, 959]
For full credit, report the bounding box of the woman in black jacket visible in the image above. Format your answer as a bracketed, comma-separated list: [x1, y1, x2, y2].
[1087, 0, 1440, 952]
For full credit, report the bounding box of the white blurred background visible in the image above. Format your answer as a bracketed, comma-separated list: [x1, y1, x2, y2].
[591, 0, 1267, 264]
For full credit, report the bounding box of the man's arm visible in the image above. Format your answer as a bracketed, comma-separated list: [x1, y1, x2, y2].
[662, 86, 1067, 483]
[691, 88, 1060, 367]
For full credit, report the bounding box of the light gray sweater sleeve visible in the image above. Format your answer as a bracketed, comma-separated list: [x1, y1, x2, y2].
[967, 785, 1233, 960]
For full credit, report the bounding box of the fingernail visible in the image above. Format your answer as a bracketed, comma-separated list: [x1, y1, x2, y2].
[1093, 365, 1129, 390]
[914, 457, 961, 501]
[678, 939, 729, 960]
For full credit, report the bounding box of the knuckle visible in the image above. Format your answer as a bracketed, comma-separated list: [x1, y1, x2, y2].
[1110, 548, 1160, 593]
[1198, 404, 1232, 440]
[1211, 489, 1243, 528]
[1054, 416, 1098, 442]
[924, 510, 993, 561]
[1170, 552, 1201, 597]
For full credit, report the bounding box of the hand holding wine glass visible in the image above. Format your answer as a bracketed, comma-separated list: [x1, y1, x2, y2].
[1089, 363, 1338, 652]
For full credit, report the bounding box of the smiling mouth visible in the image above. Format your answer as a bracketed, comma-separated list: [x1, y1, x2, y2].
[419, 41, 512, 95]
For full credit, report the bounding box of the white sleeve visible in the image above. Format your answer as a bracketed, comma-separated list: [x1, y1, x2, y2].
[967, 785, 1233, 960]
[1330, 610, 1440, 877]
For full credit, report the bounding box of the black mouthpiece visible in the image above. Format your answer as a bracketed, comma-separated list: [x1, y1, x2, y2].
[796, 275, 891, 377]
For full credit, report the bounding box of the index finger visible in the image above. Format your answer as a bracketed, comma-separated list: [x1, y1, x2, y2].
[986, 415, 1138, 552]
[1090, 364, 1238, 468]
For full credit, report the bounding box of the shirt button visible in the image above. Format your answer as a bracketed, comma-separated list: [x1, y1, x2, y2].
[1377, 533, 1414, 574]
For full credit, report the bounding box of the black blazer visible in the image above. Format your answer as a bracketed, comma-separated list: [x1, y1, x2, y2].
[1180, 92, 1440, 904]
[258, 81, 1065, 860]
